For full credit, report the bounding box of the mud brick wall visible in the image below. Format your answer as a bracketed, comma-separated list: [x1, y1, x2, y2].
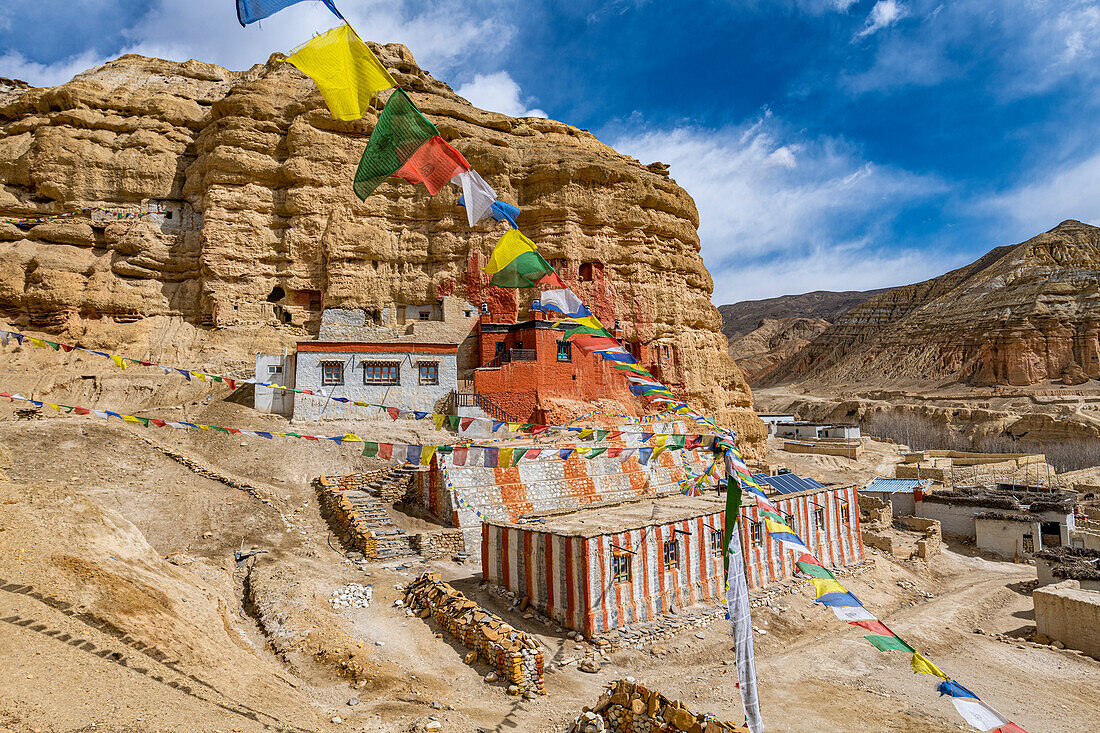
[315, 475, 378, 559]
[568, 678, 747, 732]
[403, 572, 544, 695]
[412, 530, 465, 559]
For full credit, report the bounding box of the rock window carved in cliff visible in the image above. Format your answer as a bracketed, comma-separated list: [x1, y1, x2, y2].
[321, 361, 344, 386]
[417, 362, 439, 386]
[579, 262, 599, 282]
[363, 362, 400, 386]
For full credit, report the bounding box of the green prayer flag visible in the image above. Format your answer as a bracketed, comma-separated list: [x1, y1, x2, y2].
[447, 414, 459, 430]
[511, 449, 525, 466]
[795, 560, 835, 579]
[362, 442, 378, 458]
[353, 89, 439, 200]
[865, 635, 915, 653]
[586, 447, 608, 459]
[595, 430, 609, 441]
[723, 476, 743, 578]
[666, 434, 686, 449]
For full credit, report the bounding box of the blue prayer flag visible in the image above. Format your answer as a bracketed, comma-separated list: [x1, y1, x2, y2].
[236, 0, 343, 26]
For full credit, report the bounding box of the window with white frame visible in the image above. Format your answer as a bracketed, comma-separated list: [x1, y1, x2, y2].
[321, 361, 344, 386]
[363, 361, 399, 385]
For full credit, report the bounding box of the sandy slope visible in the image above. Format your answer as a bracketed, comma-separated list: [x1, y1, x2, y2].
[0, 413, 1097, 732]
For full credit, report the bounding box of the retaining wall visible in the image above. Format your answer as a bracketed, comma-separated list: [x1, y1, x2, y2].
[403, 572, 545, 695]
[567, 678, 747, 733]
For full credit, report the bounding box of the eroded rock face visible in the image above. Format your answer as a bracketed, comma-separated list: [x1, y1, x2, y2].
[763, 220, 1100, 388]
[0, 50, 764, 455]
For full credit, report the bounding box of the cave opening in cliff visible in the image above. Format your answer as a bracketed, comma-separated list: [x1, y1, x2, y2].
[267, 286, 285, 302]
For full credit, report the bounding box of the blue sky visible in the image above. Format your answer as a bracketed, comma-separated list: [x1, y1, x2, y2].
[2, 0, 1098, 303]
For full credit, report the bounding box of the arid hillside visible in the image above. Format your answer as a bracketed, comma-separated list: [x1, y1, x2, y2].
[0, 48, 763, 451]
[719, 288, 888, 342]
[727, 316, 830, 383]
[759, 220, 1100, 389]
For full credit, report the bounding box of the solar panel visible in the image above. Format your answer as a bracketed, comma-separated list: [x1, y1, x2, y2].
[751, 473, 824, 495]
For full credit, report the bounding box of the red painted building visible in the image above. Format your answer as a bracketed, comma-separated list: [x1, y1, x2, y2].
[469, 311, 653, 423]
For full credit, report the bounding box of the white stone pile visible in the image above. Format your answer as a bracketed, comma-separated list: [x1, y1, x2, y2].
[330, 583, 373, 609]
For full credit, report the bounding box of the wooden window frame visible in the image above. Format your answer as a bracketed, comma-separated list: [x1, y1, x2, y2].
[363, 361, 400, 386]
[320, 360, 344, 386]
[611, 550, 631, 583]
[417, 361, 439, 386]
[662, 538, 680, 570]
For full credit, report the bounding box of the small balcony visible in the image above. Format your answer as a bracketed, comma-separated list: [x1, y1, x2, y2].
[482, 348, 537, 369]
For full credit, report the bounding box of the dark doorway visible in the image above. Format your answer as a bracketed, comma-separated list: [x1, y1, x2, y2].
[1040, 521, 1061, 548]
[267, 286, 285, 302]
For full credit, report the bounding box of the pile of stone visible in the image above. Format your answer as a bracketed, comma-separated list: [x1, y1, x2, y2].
[329, 583, 373, 609]
[321, 468, 415, 503]
[567, 678, 747, 733]
[403, 572, 545, 696]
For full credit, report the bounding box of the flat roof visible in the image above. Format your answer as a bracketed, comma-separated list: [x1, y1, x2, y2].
[297, 342, 459, 353]
[486, 494, 725, 537]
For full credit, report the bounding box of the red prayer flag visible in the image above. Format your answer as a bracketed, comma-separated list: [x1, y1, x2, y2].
[393, 135, 470, 195]
[993, 725, 1028, 733]
[524, 448, 542, 460]
[149, 419, 166, 427]
[459, 417, 475, 431]
[452, 446, 469, 466]
[225, 378, 236, 390]
[377, 443, 393, 460]
[607, 446, 623, 458]
[571, 334, 622, 353]
[539, 271, 567, 288]
[227, 427, 241, 434]
[73, 406, 89, 414]
[850, 619, 895, 636]
[60, 344, 74, 352]
[386, 406, 400, 420]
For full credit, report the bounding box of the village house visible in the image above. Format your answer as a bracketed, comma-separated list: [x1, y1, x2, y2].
[482, 480, 863, 635]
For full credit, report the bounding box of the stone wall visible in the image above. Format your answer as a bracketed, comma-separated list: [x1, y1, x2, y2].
[411, 529, 465, 559]
[315, 473, 382, 559]
[1034, 579, 1100, 659]
[567, 678, 747, 733]
[403, 572, 544, 695]
[896, 515, 942, 558]
[322, 470, 412, 503]
[782, 440, 862, 458]
[858, 494, 892, 525]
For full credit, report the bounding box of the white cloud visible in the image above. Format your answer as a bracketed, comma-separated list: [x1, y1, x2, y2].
[855, 0, 908, 38]
[0, 49, 109, 86]
[1, 0, 516, 86]
[981, 150, 1100, 235]
[719, 244, 951, 302]
[455, 71, 548, 118]
[610, 115, 947, 302]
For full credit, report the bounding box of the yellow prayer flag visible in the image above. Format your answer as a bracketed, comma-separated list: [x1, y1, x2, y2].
[432, 413, 446, 430]
[652, 434, 668, 449]
[198, 424, 210, 431]
[578, 428, 594, 439]
[342, 433, 363, 442]
[507, 422, 521, 432]
[499, 448, 513, 466]
[420, 446, 437, 465]
[910, 652, 946, 678]
[110, 355, 127, 370]
[284, 25, 397, 121]
[121, 414, 142, 423]
[484, 229, 538, 275]
[808, 577, 847, 598]
[28, 337, 46, 349]
[44, 402, 61, 412]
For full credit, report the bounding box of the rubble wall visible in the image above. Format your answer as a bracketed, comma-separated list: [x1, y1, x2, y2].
[402, 572, 545, 695]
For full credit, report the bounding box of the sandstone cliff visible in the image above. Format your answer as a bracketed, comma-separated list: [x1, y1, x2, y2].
[761, 220, 1100, 388]
[0, 50, 764, 455]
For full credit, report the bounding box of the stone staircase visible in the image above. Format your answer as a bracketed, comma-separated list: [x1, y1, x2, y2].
[342, 488, 416, 559]
[316, 466, 421, 560]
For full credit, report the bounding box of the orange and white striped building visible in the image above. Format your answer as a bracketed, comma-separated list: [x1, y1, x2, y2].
[482, 484, 863, 635]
